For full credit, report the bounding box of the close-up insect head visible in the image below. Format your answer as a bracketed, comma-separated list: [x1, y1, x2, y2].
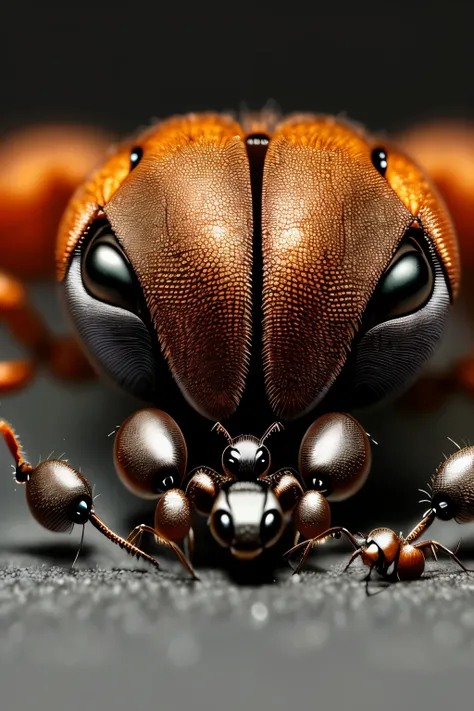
[3, 9, 474, 711]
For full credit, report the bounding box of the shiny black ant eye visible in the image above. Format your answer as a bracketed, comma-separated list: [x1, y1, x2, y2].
[260, 508, 282, 546]
[223, 447, 241, 474]
[255, 446, 270, 475]
[432, 493, 457, 521]
[130, 146, 143, 170]
[368, 231, 434, 324]
[371, 147, 388, 176]
[212, 510, 234, 546]
[82, 222, 140, 314]
[68, 496, 92, 525]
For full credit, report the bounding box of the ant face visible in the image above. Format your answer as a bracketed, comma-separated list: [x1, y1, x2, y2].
[210, 481, 284, 559]
[222, 437, 271, 480]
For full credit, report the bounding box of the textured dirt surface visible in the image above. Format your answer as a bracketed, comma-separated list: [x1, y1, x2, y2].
[1, 545, 474, 711]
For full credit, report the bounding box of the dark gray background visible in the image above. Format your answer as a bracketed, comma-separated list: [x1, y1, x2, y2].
[3, 9, 474, 711]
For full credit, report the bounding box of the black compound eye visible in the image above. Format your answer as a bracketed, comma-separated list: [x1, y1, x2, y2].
[255, 446, 270, 475]
[372, 233, 434, 323]
[67, 495, 92, 525]
[82, 223, 140, 314]
[154, 473, 177, 495]
[130, 146, 143, 170]
[223, 447, 241, 474]
[260, 508, 282, 546]
[212, 510, 234, 546]
[371, 147, 388, 176]
[310, 476, 331, 497]
[432, 493, 457, 521]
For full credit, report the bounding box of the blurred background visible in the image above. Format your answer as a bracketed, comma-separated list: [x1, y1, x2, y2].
[2, 9, 474, 710]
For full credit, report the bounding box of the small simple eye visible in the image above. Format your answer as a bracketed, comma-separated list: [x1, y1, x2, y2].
[212, 510, 234, 546]
[130, 146, 143, 170]
[371, 147, 388, 176]
[223, 447, 241, 474]
[372, 233, 434, 322]
[432, 493, 456, 521]
[254, 446, 270, 475]
[260, 508, 282, 546]
[82, 223, 140, 314]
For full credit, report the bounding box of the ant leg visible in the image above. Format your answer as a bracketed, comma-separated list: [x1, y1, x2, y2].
[344, 547, 363, 571]
[0, 271, 93, 392]
[285, 527, 360, 575]
[0, 420, 162, 570]
[126, 524, 146, 548]
[415, 540, 472, 573]
[125, 521, 198, 580]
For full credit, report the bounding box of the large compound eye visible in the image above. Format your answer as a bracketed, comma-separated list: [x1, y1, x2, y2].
[222, 447, 241, 475]
[255, 446, 270, 476]
[343, 227, 451, 408]
[371, 233, 434, 322]
[82, 222, 140, 314]
[211, 510, 235, 547]
[260, 508, 282, 547]
[64, 219, 157, 401]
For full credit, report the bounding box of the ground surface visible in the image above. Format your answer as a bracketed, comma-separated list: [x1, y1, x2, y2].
[1, 287, 474, 710]
[1, 546, 474, 711]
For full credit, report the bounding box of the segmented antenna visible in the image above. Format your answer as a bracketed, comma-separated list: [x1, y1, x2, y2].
[212, 422, 232, 444]
[260, 422, 284, 445]
[89, 512, 160, 569]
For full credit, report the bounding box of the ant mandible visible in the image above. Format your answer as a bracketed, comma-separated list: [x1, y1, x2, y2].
[286, 437, 474, 583]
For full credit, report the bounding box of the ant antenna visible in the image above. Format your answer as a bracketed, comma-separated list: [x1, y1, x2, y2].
[212, 422, 232, 444]
[88, 512, 160, 569]
[260, 422, 284, 445]
[72, 524, 86, 569]
[447, 436, 461, 450]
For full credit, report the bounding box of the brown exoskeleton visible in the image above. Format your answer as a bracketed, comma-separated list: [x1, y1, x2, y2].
[287, 438, 474, 584]
[0, 407, 373, 578]
[112, 408, 372, 576]
[0, 420, 161, 571]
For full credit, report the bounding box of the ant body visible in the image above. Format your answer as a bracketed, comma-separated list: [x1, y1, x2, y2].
[1, 408, 372, 578]
[287, 439, 474, 583]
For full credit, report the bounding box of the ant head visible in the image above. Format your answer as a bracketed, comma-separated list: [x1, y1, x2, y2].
[361, 528, 400, 574]
[212, 422, 282, 480]
[299, 413, 371, 501]
[209, 481, 284, 558]
[430, 445, 474, 523]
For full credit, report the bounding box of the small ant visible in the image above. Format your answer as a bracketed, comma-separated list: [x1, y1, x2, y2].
[113, 408, 372, 575]
[0, 420, 161, 571]
[286, 437, 474, 583]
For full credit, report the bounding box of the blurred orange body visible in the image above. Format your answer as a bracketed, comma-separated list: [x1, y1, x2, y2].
[0, 124, 111, 279]
[400, 120, 474, 270]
